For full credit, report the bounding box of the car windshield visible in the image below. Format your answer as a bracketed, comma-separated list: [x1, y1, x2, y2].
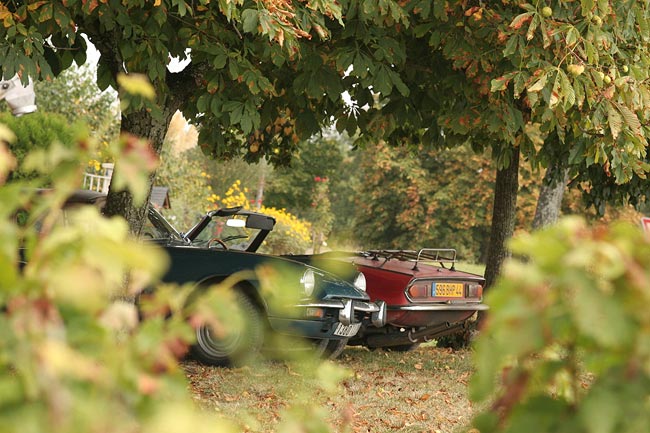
[190, 214, 261, 251]
[143, 208, 186, 243]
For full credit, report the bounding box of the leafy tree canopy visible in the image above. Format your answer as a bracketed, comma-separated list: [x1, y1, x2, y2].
[2, 0, 648, 186]
[319, 1, 650, 207]
[0, 0, 345, 163]
[3, 0, 649, 243]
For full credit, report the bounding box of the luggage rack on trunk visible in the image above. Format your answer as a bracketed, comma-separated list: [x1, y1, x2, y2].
[362, 248, 457, 271]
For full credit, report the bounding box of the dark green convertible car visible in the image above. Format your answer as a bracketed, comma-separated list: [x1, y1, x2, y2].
[60, 191, 386, 366]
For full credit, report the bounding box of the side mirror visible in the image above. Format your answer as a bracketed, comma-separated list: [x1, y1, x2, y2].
[0, 75, 37, 116]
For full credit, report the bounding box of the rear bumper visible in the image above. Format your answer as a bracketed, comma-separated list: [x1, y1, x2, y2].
[389, 303, 488, 312]
[387, 303, 487, 327]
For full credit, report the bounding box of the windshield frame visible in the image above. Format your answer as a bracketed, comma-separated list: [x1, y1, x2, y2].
[146, 207, 187, 243]
[185, 207, 275, 252]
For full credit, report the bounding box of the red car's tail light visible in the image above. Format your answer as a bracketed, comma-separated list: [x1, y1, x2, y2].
[407, 282, 429, 299]
[467, 282, 483, 299]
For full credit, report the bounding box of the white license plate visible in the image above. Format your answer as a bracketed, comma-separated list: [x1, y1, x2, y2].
[333, 322, 361, 337]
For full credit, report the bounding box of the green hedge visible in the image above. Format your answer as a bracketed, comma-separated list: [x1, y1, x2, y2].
[0, 111, 83, 180]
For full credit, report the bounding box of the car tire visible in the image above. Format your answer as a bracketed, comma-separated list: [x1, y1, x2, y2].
[313, 338, 349, 359]
[192, 292, 263, 367]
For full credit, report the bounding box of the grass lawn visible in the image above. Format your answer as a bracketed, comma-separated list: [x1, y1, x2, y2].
[184, 345, 477, 433]
[454, 262, 485, 276]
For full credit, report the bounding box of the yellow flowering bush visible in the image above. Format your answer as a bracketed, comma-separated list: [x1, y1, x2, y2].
[210, 181, 311, 254]
[258, 205, 311, 255]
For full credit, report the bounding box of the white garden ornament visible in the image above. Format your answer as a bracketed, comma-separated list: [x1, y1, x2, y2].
[0, 75, 37, 116]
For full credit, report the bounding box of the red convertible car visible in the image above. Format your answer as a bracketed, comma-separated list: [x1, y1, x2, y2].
[289, 248, 487, 351]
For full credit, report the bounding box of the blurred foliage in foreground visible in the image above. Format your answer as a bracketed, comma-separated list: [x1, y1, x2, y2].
[0, 115, 349, 432]
[0, 119, 231, 432]
[470, 217, 650, 433]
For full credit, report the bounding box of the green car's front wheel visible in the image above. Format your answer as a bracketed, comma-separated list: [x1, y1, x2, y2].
[192, 292, 263, 367]
[313, 338, 349, 359]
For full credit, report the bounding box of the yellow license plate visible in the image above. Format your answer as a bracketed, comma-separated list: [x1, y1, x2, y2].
[432, 282, 464, 297]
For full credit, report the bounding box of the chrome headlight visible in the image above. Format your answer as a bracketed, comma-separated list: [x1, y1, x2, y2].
[300, 269, 316, 296]
[353, 272, 366, 292]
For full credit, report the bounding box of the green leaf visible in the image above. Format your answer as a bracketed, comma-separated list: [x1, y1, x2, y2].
[96, 61, 114, 91]
[559, 70, 576, 108]
[606, 102, 623, 139]
[241, 9, 259, 34]
[391, 72, 410, 97]
[566, 26, 580, 47]
[196, 94, 208, 113]
[503, 34, 519, 56]
[512, 72, 526, 97]
[581, 0, 595, 12]
[414, 23, 433, 38]
[212, 54, 227, 69]
[617, 103, 642, 136]
[584, 40, 599, 64]
[571, 279, 631, 349]
[223, 100, 244, 124]
[374, 66, 393, 96]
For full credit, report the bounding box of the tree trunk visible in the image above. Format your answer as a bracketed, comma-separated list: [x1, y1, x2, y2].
[532, 162, 570, 230]
[483, 147, 520, 291]
[103, 106, 178, 235]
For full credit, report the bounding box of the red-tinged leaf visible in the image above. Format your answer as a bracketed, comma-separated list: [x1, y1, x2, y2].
[509, 12, 533, 30]
[549, 90, 560, 107]
[491, 73, 516, 92]
[465, 6, 480, 17]
[84, 0, 99, 13]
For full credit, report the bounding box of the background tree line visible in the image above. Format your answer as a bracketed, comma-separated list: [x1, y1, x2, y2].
[154, 115, 645, 263]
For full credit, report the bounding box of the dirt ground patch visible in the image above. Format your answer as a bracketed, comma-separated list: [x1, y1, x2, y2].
[184, 345, 476, 433]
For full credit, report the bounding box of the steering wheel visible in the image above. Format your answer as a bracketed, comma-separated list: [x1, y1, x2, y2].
[207, 238, 229, 249]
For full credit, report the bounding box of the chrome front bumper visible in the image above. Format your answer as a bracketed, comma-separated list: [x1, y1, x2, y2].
[297, 299, 387, 327]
